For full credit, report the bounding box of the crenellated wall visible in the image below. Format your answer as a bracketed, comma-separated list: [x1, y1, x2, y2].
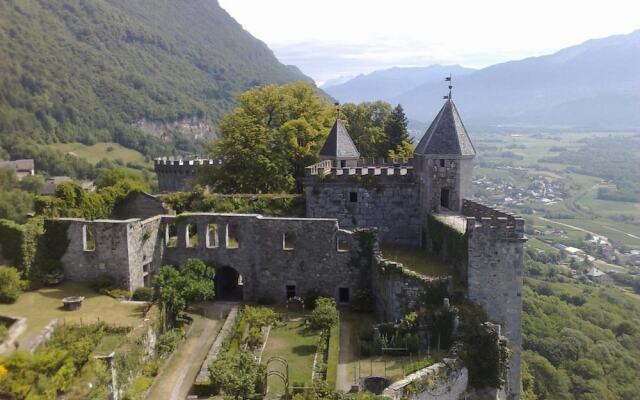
[154, 158, 222, 192]
[463, 200, 525, 400]
[304, 165, 421, 246]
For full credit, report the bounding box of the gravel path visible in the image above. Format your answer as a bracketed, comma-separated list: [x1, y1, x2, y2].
[146, 302, 232, 400]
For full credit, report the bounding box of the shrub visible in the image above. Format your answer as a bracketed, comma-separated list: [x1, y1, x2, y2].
[303, 288, 327, 310]
[132, 287, 154, 302]
[107, 289, 131, 300]
[0, 266, 28, 303]
[308, 297, 338, 333]
[92, 275, 115, 293]
[244, 306, 277, 328]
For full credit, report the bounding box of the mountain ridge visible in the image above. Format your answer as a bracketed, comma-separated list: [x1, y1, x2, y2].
[0, 0, 314, 158]
[328, 30, 640, 131]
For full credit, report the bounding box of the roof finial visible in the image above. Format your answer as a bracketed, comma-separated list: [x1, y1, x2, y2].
[443, 74, 452, 100]
[334, 101, 341, 120]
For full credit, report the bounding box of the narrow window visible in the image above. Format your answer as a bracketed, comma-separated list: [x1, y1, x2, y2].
[440, 159, 446, 167]
[226, 224, 240, 249]
[339, 288, 350, 303]
[83, 225, 96, 252]
[166, 223, 178, 248]
[143, 263, 151, 287]
[206, 224, 219, 248]
[286, 285, 296, 300]
[349, 192, 358, 203]
[186, 224, 198, 248]
[283, 232, 295, 250]
[337, 237, 350, 252]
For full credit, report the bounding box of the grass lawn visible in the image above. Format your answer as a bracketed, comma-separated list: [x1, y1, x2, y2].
[261, 315, 320, 396]
[0, 281, 146, 348]
[380, 246, 452, 277]
[50, 142, 149, 166]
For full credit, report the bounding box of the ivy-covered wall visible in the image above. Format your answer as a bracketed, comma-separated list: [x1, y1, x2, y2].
[0, 218, 43, 277]
[425, 214, 468, 288]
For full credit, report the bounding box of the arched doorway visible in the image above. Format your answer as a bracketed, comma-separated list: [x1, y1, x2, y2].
[215, 266, 243, 301]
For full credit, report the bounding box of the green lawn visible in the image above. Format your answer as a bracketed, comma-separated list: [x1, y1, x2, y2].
[261, 315, 320, 395]
[0, 282, 146, 348]
[49, 142, 149, 166]
[380, 246, 452, 277]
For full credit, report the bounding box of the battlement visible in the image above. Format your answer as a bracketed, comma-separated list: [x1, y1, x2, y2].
[154, 157, 222, 167]
[462, 199, 525, 239]
[304, 160, 414, 179]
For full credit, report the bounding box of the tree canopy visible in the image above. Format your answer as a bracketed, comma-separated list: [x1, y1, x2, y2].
[205, 83, 415, 194]
[154, 259, 215, 328]
[203, 83, 335, 193]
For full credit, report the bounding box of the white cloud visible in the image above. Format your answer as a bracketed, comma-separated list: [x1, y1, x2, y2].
[219, 0, 640, 84]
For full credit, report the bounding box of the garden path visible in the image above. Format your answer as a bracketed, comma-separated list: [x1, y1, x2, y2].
[145, 302, 233, 400]
[336, 317, 357, 392]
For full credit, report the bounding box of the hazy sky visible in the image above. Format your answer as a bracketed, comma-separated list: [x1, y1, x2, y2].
[218, 0, 639, 85]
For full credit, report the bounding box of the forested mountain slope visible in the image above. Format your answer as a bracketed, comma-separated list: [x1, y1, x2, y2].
[0, 0, 311, 163]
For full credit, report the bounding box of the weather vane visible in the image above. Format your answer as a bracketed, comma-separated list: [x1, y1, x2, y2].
[443, 75, 452, 100]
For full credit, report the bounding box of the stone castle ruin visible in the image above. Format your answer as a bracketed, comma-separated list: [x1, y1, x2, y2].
[154, 156, 222, 192]
[47, 99, 525, 399]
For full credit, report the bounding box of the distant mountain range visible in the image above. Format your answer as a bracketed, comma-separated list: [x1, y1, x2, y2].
[323, 65, 475, 104]
[325, 30, 640, 131]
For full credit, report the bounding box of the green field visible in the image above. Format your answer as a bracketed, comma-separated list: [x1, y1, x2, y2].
[50, 142, 150, 166]
[475, 132, 640, 249]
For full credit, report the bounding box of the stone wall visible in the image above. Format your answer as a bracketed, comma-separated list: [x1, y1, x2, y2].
[112, 192, 169, 220]
[371, 255, 451, 322]
[61, 218, 136, 287]
[304, 170, 421, 246]
[58, 213, 373, 304]
[383, 360, 468, 400]
[463, 200, 525, 400]
[154, 158, 222, 193]
[162, 214, 370, 302]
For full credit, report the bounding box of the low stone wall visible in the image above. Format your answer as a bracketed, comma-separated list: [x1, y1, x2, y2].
[0, 316, 26, 354]
[196, 305, 240, 383]
[383, 360, 468, 400]
[23, 319, 59, 353]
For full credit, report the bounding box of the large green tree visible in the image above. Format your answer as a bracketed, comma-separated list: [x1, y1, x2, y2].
[340, 101, 392, 158]
[154, 259, 215, 328]
[384, 104, 414, 160]
[204, 83, 334, 193]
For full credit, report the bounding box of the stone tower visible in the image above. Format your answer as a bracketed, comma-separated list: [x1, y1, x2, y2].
[319, 118, 360, 168]
[413, 99, 476, 214]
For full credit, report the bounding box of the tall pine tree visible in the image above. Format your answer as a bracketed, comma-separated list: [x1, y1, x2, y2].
[384, 104, 412, 153]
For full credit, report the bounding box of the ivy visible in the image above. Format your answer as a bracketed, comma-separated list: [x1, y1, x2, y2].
[426, 214, 468, 287]
[0, 218, 43, 278]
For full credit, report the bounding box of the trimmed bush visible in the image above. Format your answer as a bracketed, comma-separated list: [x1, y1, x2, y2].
[0, 266, 28, 303]
[132, 287, 154, 302]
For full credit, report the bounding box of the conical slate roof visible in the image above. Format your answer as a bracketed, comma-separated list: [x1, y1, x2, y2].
[415, 99, 476, 157]
[319, 118, 360, 158]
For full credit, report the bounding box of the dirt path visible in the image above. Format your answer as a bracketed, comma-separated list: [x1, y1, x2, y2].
[336, 317, 357, 392]
[146, 302, 232, 400]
